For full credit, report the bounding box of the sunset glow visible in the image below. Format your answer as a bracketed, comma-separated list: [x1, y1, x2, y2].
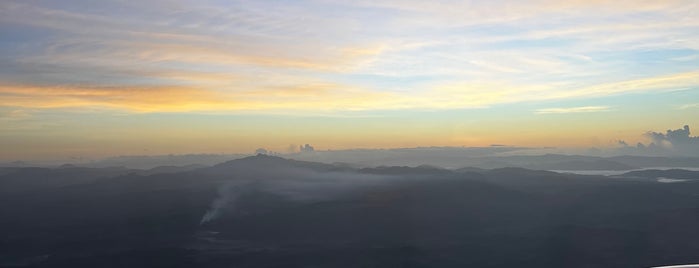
[1, 0, 698, 160]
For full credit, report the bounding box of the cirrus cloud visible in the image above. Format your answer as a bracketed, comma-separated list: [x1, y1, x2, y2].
[535, 106, 611, 114]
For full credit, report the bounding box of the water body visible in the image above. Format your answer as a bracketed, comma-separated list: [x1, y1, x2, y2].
[657, 177, 689, 183]
[550, 167, 699, 176]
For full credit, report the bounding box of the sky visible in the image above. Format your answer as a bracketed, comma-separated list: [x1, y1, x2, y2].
[1, 0, 698, 161]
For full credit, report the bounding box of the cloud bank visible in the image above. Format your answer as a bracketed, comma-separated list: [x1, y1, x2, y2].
[618, 125, 699, 157]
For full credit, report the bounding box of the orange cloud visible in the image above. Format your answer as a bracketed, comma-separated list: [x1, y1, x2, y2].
[0, 83, 392, 113]
[0, 84, 234, 112]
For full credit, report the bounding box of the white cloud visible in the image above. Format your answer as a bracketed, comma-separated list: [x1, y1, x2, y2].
[535, 106, 611, 114]
[679, 103, 699, 110]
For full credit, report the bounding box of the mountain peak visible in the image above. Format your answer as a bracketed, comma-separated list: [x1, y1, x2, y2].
[215, 154, 289, 166]
[205, 154, 340, 174]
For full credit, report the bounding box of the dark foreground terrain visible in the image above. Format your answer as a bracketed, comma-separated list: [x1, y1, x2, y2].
[2, 155, 699, 267]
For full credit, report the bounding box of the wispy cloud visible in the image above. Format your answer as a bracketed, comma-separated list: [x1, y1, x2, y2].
[1, 0, 699, 160]
[678, 103, 699, 110]
[0, 0, 697, 113]
[0, 108, 31, 121]
[0, 83, 394, 112]
[1, 67, 697, 113]
[535, 106, 612, 114]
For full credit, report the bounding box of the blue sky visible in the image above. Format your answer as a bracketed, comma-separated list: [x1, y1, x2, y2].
[0, 0, 698, 160]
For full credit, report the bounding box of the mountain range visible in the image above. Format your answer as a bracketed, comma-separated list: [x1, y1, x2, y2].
[2, 155, 699, 267]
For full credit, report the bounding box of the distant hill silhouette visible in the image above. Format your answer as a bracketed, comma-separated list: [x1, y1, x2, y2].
[359, 165, 451, 175]
[2, 156, 699, 267]
[205, 154, 346, 174]
[526, 159, 637, 170]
